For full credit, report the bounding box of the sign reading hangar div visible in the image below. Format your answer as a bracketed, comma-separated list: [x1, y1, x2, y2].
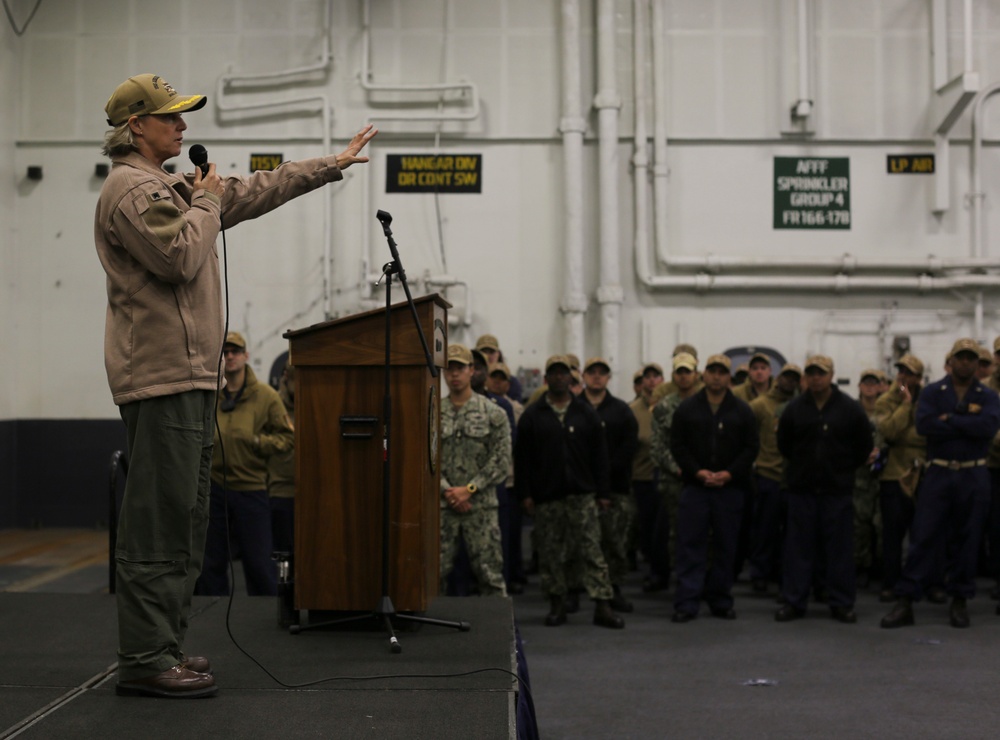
[386, 154, 482, 193]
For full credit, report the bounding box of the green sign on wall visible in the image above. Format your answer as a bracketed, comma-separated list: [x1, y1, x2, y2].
[774, 157, 850, 230]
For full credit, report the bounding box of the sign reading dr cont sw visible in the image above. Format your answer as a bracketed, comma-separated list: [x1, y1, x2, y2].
[773, 157, 850, 230]
[386, 154, 482, 193]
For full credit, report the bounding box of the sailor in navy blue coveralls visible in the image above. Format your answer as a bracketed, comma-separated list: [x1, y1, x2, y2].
[882, 340, 1000, 629]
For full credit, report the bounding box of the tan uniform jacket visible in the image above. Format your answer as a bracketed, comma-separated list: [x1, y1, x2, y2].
[629, 397, 655, 481]
[267, 378, 296, 499]
[733, 380, 772, 403]
[749, 385, 796, 482]
[212, 367, 294, 490]
[96, 152, 344, 405]
[874, 385, 926, 482]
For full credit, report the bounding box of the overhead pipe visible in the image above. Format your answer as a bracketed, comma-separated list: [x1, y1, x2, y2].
[964, 0, 974, 74]
[969, 81, 1000, 261]
[359, 0, 479, 121]
[791, 0, 813, 121]
[632, 0, 651, 308]
[359, 0, 482, 317]
[424, 275, 473, 328]
[216, 0, 335, 317]
[967, 80, 1000, 341]
[595, 0, 623, 370]
[632, 0, 659, 373]
[662, 253, 1000, 274]
[650, 0, 670, 268]
[975, 290, 985, 340]
[637, 0, 1000, 295]
[639, 272, 1000, 293]
[560, 0, 587, 358]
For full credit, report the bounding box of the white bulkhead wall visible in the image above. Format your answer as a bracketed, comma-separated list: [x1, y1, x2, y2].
[6, 0, 1000, 418]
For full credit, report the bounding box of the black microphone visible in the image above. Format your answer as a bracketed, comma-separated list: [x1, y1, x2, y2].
[189, 144, 209, 176]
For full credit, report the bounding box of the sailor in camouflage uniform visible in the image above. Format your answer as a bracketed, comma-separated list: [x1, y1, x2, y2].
[439, 344, 511, 596]
[647, 352, 701, 590]
[516, 355, 624, 628]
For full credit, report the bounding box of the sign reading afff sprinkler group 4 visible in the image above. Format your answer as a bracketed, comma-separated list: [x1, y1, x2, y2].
[386, 154, 482, 193]
[773, 157, 850, 230]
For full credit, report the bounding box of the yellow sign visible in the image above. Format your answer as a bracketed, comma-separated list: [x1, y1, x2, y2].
[386, 154, 482, 193]
[887, 154, 934, 174]
[250, 154, 283, 172]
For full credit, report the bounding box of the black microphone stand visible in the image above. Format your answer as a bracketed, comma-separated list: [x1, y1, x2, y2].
[291, 210, 470, 652]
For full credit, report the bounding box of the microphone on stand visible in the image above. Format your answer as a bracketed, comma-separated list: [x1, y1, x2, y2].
[189, 144, 209, 176]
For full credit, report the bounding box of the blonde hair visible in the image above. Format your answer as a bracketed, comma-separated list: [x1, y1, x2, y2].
[101, 122, 137, 158]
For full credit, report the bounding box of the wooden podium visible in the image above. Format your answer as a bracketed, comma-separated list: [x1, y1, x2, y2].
[284, 294, 448, 612]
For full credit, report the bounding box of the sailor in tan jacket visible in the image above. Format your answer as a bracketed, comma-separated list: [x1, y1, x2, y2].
[197, 331, 293, 597]
[875, 354, 926, 601]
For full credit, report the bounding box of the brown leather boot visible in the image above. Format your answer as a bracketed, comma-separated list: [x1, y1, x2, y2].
[949, 597, 970, 628]
[180, 654, 212, 674]
[593, 599, 625, 629]
[545, 596, 567, 626]
[880, 596, 914, 629]
[116, 665, 217, 698]
[564, 590, 580, 614]
[610, 585, 634, 613]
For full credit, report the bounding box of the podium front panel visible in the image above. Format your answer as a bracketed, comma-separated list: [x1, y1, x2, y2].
[294, 365, 441, 612]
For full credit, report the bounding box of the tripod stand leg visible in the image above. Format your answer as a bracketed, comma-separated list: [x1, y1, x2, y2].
[290, 611, 373, 634]
[383, 613, 403, 653]
[394, 613, 472, 631]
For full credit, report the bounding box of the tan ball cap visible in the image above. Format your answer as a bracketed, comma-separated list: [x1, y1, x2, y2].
[894, 354, 924, 376]
[224, 331, 246, 350]
[805, 355, 834, 374]
[475, 334, 500, 352]
[447, 344, 473, 365]
[705, 354, 732, 372]
[584, 357, 611, 373]
[105, 74, 207, 126]
[488, 362, 511, 379]
[672, 353, 697, 372]
[948, 338, 981, 360]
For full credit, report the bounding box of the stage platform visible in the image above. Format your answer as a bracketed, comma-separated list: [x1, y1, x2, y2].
[0, 592, 520, 739]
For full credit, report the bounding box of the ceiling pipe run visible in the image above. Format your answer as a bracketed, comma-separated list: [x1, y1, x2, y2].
[632, 0, 651, 302]
[636, 0, 1000, 295]
[357, 0, 483, 317]
[638, 272, 1000, 293]
[791, 0, 813, 123]
[969, 81, 1000, 262]
[650, 0, 670, 269]
[595, 0, 624, 371]
[559, 0, 587, 359]
[662, 254, 1000, 274]
[359, 0, 479, 121]
[215, 0, 335, 318]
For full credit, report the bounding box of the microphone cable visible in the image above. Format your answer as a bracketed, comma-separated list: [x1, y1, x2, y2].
[191, 145, 239, 620]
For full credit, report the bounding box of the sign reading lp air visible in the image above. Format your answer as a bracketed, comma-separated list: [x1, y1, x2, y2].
[774, 157, 850, 230]
[887, 154, 934, 174]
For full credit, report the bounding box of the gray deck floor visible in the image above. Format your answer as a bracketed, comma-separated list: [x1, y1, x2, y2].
[5, 528, 1000, 739]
